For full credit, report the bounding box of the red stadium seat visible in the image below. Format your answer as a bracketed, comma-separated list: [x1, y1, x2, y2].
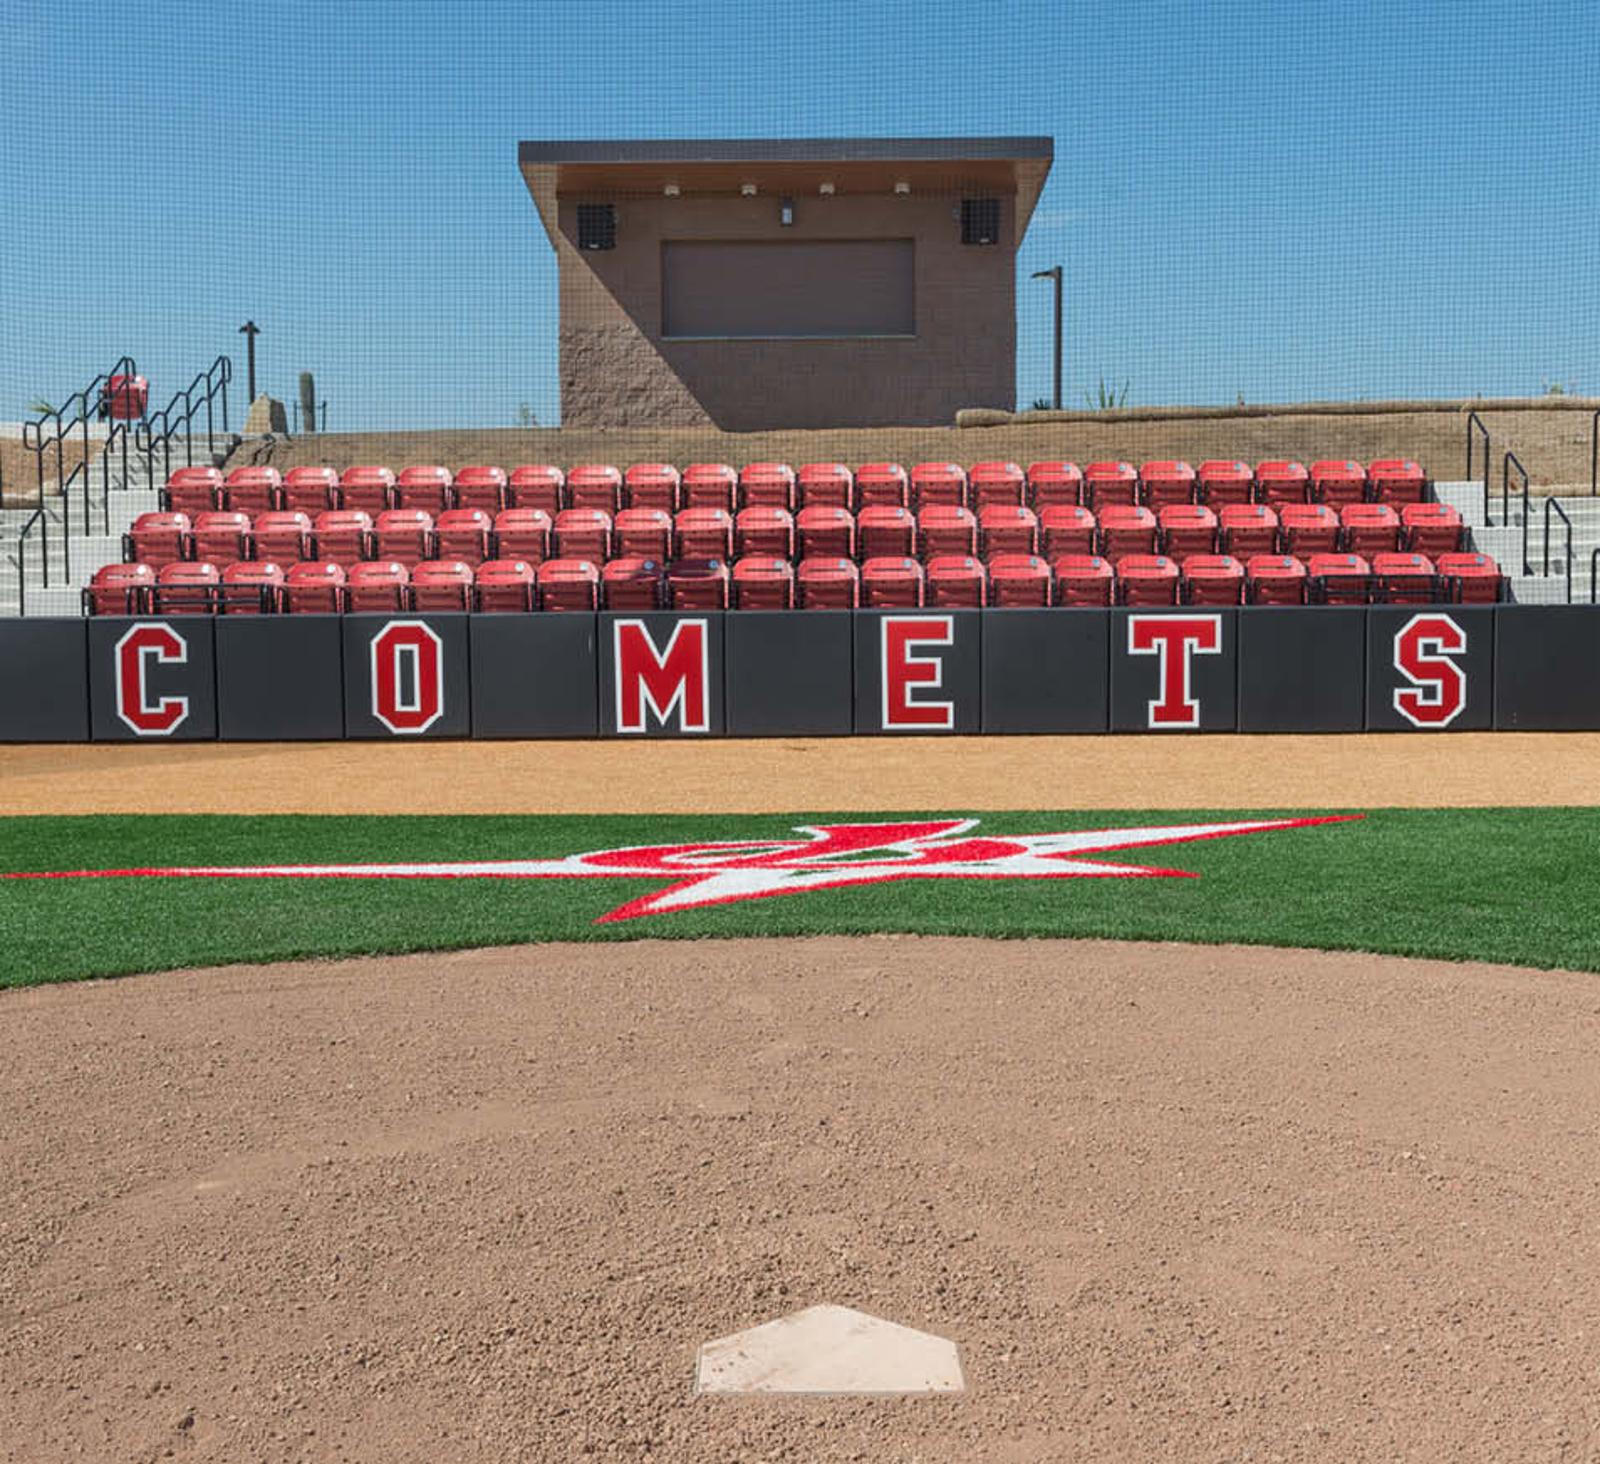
[602, 557, 664, 611]
[1400, 502, 1464, 557]
[313, 509, 374, 565]
[855, 462, 909, 509]
[434, 508, 493, 566]
[87, 562, 154, 616]
[536, 558, 599, 611]
[1245, 554, 1308, 605]
[474, 559, 538, 613]
[338, 465, 396, 516]
[394, 464, 454, 515]
[926, 554, 986, 608]
[731, 557, 794, 610]
[1096, 503, 1157, 563]
[1255, 460, 1310, 508]
[667, 558, 730, 610]
[285, 560, 346, 614]
[1437, 552, 1502, 603]
[1140, 460, 1196, 509]
[796, 505, 855, 559]
[191, 510, 251, 565]
[154, 560, 220, 615]
[281, 465, 339, 514]
[1038, 504, 1096, 558]
[219, 560, 286, 614]
[374, 509, 434, 567]
[1051, 553, 1115, 607]
[1278, 502, 1339, 557]
[1310, 458, 1368, 509]
[969, 460, 1026, 510]
[918, 504, 978, 559]
[796, 557, 859, 609]
[911, 461, 968, 510]
[1156, 504, 1218, 563]
[1116, 554, 1180, 607]
[1083, 460, 1139, 509]
[1371, 551, 1441, 604]
[734, 506, 794, 560]
[1368, 458, 1427, 506]
[566, 464, 623, 514]
[797, 462, 854, 511]
[623, 463, 681, 514]
[452, 465, 508, 515]
[681, 463, 737, 511]
[1196, 459, 1254, 507]
[615, 507, 673, 561]
[674, 506, 734, 560]
[739, 462, 796, 511]
[1218, 503, 1278, 559]
[126, 511, 190, 568]
[222, 465, 282, 517]
[988, 554, 1051, 607]
[1306, 552, 1373, 605]
[345, 560, 410, 613]
[1180, 554, 1245, 606]
[1340, 501, 1401, 556]
[162, 465, 222, 515]
[1026, 461, 1083, 509]
[493, 507, 552, 564]
[507, 464, 565, 516]
[251, 510, 314, 565]
[857, 505, 916, 561]
[979, 504, 1039, 559]
[860, 556, 925, 608]
[553, 507, 613, 562]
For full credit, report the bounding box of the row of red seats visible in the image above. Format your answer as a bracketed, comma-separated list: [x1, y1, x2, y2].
[87, 549, 1502, 617]
[122, 500, 1469, 574]
[158, 457, 1430, 519]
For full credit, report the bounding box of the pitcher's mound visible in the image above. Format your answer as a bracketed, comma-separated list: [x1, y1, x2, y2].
[3, 935, 1597, 1461]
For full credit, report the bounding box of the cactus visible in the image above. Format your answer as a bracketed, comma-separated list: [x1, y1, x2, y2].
[299, 371, 317, 434]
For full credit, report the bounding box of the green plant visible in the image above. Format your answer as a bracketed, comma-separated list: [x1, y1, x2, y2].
[298, 372, 317, 433]
[1029, 397, 1054, 412]
[26, 396, 57, 416]
[515, 402, 538, 429]
[1542, 379, 1575, 396]
[1084, 377, 1130, 411]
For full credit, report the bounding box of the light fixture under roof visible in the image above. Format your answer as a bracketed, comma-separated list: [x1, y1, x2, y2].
[663, 182, 680, 197]
[818, 180, 835, 195]
[740, 182, 758, 196]
[893, 180, 911, 195]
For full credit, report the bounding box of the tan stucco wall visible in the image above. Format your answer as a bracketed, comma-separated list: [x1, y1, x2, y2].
[555, 192, 1016, 430]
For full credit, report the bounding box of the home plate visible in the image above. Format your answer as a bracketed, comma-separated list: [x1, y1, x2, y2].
[694, 1304, 964, 1395]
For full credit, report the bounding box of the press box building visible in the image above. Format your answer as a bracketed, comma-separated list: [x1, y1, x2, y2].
[519, 137, 1054, 430]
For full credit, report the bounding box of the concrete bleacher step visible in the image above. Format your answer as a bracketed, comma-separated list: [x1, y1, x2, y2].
[1435, 478, 1599, 605]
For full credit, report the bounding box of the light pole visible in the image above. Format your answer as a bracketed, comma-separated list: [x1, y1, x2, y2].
[1030, 266, 1063, 410]
[238, 321, 259, 402]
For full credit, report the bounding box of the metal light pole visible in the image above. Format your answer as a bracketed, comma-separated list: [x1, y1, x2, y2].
[1030, 266, 1063, 410]
[238, 321, 259, 401]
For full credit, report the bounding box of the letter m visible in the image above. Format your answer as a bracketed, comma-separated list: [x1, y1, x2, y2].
[614, 619, 710, 734]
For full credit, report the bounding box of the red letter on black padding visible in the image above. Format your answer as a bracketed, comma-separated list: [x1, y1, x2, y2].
[1127, 614, 1222, 729]
[614, 619, 709, 733]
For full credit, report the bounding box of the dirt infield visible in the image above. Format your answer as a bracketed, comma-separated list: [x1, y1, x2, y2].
[3, 732, 1598, 815]
[6, 935, 1600, 1461]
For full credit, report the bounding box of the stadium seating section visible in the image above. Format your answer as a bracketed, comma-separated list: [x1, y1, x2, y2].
[84, 458, 1502, 613]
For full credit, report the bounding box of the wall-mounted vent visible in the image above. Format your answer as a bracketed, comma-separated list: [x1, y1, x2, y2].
[577, 203, 616, 251]
[960, 198, 1001, 246]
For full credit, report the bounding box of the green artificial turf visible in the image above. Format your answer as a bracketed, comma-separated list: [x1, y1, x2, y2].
[0, 809, 1594, 987]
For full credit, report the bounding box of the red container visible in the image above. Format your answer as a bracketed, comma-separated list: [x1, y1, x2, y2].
[105, 374, 149, 420]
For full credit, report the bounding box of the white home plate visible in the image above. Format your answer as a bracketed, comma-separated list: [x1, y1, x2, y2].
[694, 1304, 964, 1395]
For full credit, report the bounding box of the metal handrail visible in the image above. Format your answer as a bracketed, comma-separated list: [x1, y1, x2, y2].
[136, 355, 232, 481]
[1591, 408, 1598, 497]
[1591, 546, 1600, 604]
[1466, 410, 1491, 521]
[1544, 496, 1573, 603]
[1505, 451, 1531, 574]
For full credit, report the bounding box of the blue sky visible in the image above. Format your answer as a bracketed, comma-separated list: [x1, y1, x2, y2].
[3, 0, 1596, 430]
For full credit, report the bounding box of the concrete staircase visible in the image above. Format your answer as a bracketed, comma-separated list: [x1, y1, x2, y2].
[0, 437, 229, 616]
[1434, 479, 1600, 605]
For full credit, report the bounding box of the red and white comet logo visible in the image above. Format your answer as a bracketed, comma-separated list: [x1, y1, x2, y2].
[8, 816, 1358, 924]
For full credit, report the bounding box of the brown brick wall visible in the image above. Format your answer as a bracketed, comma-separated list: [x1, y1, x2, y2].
[556, 192, 1016, 430]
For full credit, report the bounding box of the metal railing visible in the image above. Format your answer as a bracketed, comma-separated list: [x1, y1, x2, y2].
[134, 355, 232, 484]
[1591, 407, 1599, 497]
[1591, 546, 1600, 604]
[1505, 451, 1531, 574]
[1466, 410, 1491, 521]
[1543, 495, 1573, 603]
[291, 398, 328, 435]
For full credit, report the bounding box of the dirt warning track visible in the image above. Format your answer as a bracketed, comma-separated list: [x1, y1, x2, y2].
[2, 731, 1595, 815]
